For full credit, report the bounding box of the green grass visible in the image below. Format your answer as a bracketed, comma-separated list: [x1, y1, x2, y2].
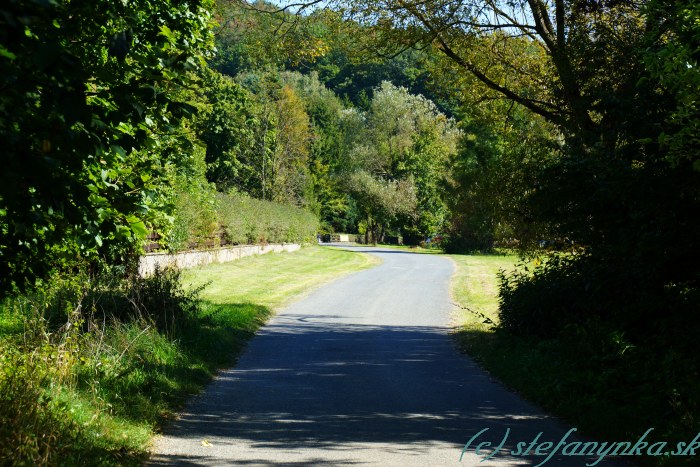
[448, 253, 519, 332]
[186, 245, 379, 309]
[0, 245, 376, 466]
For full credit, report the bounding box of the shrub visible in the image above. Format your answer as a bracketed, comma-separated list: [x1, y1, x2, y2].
[165, 188, 318, 250]
[121, 267, 205, 336]
[497, 251, 700, 452]
[168, 175, 219, 251]
[497, 253, 591, 338]
[217, 192, 318, 245]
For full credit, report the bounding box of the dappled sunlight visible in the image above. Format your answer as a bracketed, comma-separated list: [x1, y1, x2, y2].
[149, 322, 614, 466]
[150, 248, 626, 466]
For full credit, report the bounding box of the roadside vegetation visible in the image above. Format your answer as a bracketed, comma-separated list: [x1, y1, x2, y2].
[1, 1, 698, 466]
[0, 246, 374, 465]
[450, 252, 698, 466]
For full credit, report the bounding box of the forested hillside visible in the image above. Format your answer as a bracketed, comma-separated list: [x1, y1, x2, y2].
[1, 0, 698, 464]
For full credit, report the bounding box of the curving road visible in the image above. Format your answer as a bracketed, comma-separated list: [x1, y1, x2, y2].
[150, 246, 625, 466]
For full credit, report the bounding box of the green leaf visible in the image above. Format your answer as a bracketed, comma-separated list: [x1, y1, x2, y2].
[159, 25, 175, 42]
[127, 215, 148, 237]
[0, 46, 16, 60]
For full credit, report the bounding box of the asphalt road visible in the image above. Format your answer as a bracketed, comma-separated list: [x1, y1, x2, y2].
[150, 246, 626, 466]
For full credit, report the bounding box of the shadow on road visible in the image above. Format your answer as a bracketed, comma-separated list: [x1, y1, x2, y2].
[149, 323, 626, 466]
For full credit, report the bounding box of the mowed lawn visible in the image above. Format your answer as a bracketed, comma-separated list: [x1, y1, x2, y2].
[185, 245, 379, 310]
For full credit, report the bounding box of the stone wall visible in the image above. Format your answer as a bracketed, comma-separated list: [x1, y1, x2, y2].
[138, 243, 301, 276]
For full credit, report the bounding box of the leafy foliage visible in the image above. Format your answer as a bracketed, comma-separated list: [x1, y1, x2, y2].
[0, 0, 214, 294]
[346, 170, 417, 244]
[197, 68, 259, 193]
[342, 82, 459, 242]
[443, 101, 560, 252]
[217, 192, 319, 245]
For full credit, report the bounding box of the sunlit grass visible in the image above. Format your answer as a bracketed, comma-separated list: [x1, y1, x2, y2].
[185, 245, 379, 309]
[448, 253, 519, 332]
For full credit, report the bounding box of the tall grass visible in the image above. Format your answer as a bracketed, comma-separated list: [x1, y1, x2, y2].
[0, 267, 218, 465]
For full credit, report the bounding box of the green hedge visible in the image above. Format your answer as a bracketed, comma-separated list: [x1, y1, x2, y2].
[165, 188, 318, 251]
[216, 192, 318, 245]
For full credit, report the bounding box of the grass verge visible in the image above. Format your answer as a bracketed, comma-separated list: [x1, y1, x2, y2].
[0, 245, 376, 466]
[449, 253, 698, 467]
[186, 245, 379, 310]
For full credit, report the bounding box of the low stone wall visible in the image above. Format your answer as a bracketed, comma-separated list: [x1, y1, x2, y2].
[138, 243, 301, 276]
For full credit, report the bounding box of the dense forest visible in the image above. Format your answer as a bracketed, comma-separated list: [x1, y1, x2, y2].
[1, 0, 699, 464]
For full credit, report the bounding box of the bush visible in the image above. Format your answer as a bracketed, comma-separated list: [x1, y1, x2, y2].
[123, 267, 204, 335]
[497, 253, 591, 337]
[497, 251, 700, 453]
[165, 188, 319, 250]
[168, 173, 219, 251]
[498, 252, 700, 344]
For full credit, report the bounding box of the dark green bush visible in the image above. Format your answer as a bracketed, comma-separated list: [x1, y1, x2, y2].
[122, 267, 205, 335]
[498, 252, 700, 344]
[497, 251, 700, 451]
[497, 253, 593, 337]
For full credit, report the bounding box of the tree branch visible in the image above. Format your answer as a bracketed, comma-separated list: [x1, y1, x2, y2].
[526, 0, 556, 51]
[555, 0, 566, 48]
[396, 0, 562, 125]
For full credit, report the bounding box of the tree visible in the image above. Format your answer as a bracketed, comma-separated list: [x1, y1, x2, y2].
[280, 71, 355, 231]
[444, 98, 559, 251]
[0, 0, 214, 293]
[269, 84, 313, 205]
[643, 0, 700, 171]
[197, 68, 259, 193]
[346, 171, 416, 244]
[211, 0, 330, 76]
[351, 82, 459, 242]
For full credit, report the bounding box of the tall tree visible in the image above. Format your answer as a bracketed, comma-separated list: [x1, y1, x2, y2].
[197, 68, 259, 193]
[356, 82, 459, 242]
[270, 84, 313, 206]
[346, 170, 416, 244]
